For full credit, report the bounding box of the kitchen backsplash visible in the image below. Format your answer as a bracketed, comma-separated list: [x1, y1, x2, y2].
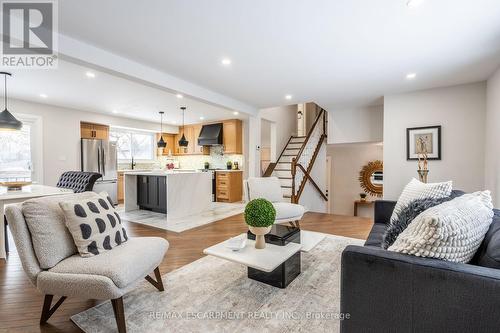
[118, 146, 244, 171]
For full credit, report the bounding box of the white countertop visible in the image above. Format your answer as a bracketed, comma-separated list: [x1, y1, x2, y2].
[215, 169, 243, 173]
[123, 170, 200, 176]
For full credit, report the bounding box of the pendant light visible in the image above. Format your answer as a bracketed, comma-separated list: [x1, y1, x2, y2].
[157, 111, 167, 148]
[178, 106, 189, 147]
[0, 72, 22, 131]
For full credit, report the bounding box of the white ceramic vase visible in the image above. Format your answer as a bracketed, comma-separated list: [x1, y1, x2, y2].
[248, 226, 272, 249]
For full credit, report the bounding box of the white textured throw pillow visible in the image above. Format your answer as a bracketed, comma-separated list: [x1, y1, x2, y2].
[389, 191, 494, 263]
[390, 178, 452, 225]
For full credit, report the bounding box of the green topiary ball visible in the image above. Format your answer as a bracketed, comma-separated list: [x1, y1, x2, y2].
[244, 198, 276, 228]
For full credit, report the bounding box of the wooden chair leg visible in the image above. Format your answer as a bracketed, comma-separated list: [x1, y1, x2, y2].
[111, 297, 126, 333]
[40, 294, 67, 324]
[145, 267, 164, 291]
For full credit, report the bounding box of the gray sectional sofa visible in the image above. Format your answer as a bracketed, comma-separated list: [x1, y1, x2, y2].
[340, 190, 500, 333]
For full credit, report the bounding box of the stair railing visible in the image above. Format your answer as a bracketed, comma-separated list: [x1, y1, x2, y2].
[263, 136, 293, 177]
[291, 108, 328, 203]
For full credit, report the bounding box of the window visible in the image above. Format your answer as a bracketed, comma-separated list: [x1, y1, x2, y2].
[110, 128, 155, 161]
[0, 125, 32, 181]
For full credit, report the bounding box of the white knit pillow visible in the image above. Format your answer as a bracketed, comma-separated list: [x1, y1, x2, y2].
[389, 191, 494, 263]
[390, 178, 452, 225]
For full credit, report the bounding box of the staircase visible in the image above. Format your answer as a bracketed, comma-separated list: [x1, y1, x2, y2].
[263, 107, 328, 204]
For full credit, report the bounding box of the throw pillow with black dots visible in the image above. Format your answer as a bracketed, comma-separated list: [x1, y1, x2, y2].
[59, 192, 128, 257]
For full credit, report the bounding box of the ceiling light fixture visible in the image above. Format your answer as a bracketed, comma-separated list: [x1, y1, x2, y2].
[112, 110, 119, 114]
[221, 58, 231, 66]
[285, 94, 292, 100]
[86, 71, 96, 78]
[157, 111, 167, 148]
[233, 111, 239, 115]
[407, 0, 424, 8]
[176, 93, 183, 99]
[39, 93, 48, 98]
[0, 72, 22, 131]
[406, 73, 417, 80]
[199, 116, 205, 120]
[178, 106, 189, 147]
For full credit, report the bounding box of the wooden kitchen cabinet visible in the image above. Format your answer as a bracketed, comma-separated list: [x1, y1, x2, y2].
[174, 125, 209, 156]
[80, 122, 109, 140]
[222, 119, 242, 154]
[156, 133, 175, 156]
[193, 124, 210, 155]
[117, 172, 124, 203]
[174, 126, 189, 155]
[216, 171, 243, 202]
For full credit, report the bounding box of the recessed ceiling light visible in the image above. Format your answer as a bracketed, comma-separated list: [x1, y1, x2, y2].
[285, 94, 292, 100]
[233, 111, 239, 115]
[172, 121, 177, 124]
[199, 116, 205, 120]
[176, 93, 183, 99]
[112, 110, 119, 114]
[39, 93, 48, 98]
[406, 73, 417, 80]
[407, 0, 424, 8]
[86, 71, 96, 78]
[221, 58, 231, 66]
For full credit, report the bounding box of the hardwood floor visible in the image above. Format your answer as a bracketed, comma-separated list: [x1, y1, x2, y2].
[0, 212, 372, 333]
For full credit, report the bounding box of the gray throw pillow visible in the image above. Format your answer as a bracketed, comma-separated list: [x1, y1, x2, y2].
[382, 196, 453, 249]
[22, 191, 99, 269]
[59, 192, 128, 257]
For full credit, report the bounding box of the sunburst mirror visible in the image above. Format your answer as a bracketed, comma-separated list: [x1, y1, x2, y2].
[359, 160, 383, 197]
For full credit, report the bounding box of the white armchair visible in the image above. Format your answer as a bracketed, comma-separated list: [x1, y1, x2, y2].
[245, 177, 305, 227]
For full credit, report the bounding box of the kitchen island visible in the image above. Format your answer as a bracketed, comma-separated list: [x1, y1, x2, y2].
[123, 170, 212, 219]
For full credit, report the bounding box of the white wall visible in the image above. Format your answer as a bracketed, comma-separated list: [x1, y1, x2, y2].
[328, 105, 383, 144]
[327, 143, 383, 217]
[485, 66, 500, 207]
[10, 98, 177, 186]
[384, 82, 487, 200]
[299, 142, 328, 213]
[260, 105, 297, 157]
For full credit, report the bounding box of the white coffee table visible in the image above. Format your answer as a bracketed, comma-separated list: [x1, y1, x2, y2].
[203, 234, 302, 288]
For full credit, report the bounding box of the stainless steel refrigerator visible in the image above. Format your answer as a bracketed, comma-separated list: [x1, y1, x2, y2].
[81, 139, 118, 204]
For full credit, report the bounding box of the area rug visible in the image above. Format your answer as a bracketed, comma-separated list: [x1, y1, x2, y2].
[118, 202, 245, 232]
[71, 234, 363, 333]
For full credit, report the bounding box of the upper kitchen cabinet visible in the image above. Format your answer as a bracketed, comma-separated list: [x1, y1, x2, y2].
[80, 122, 109, 140]
[156, 133, 175, 156]
[174, 125, 209, 156]
[193, 124, 210, 155]
[222, 119, 242, 154]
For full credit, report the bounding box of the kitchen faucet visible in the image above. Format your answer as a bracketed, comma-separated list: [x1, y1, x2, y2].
[131, 156, 137, 170]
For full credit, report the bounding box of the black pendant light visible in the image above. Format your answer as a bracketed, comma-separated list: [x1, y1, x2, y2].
[157, 111, 167, 148]
[178, 106, 189, 147]
[0, 72, 22, 131]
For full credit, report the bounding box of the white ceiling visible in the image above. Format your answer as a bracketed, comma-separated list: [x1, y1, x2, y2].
[6, 60, 246, 125]
[56, 0, 500, 110]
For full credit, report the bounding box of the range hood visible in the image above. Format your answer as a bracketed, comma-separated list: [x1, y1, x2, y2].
[198, 123, 223, 145]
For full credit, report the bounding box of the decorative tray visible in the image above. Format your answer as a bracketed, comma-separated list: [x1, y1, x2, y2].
[0, 181, 32, 190]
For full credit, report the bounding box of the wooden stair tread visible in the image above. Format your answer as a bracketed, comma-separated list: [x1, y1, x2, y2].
[281, 186, 292, 189]
[278, 177, 292, 179]
[275, 169, 292, 171]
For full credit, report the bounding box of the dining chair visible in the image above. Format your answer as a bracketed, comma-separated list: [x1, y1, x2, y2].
[56, 171, 102, 193]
